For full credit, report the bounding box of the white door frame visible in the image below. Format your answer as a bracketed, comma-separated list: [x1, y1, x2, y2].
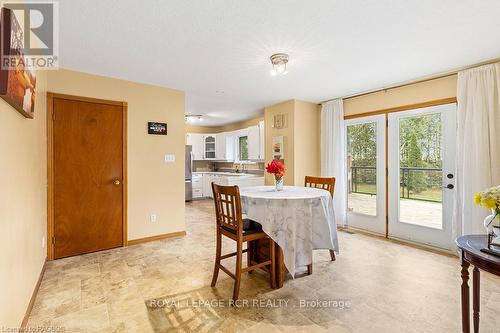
[345, 115, 386, 235]
[387, 103, 456, 250]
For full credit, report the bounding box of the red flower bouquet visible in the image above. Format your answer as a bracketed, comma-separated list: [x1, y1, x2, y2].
[266, 160, 286, 191]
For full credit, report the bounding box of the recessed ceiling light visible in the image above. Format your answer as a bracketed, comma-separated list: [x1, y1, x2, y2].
[270, 53, 289, 76]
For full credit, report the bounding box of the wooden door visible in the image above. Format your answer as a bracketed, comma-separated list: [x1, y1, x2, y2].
[53, 97, 124, 258]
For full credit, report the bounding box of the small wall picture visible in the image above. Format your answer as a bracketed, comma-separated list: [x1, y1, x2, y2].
[148, 122, 167, 135]
[0, 7, 36, 118]
[273, 113, 285, 129]
[272, 136, 284, 160]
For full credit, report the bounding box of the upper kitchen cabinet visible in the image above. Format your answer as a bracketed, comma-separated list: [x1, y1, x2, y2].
[247, 125, 260, 160]
[216, 132, 235, 161]
[186, 133, 204, 160]
[204, 134, 216, 160]
[259, 120, 265, 160]
[186, 119, 264, 162]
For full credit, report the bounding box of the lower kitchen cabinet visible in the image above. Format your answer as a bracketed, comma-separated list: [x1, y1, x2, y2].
[192, 173, 203, 198]
[195, 173, 264, 199]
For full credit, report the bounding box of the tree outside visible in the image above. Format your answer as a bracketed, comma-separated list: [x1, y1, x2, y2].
[347, 113, 443, 202]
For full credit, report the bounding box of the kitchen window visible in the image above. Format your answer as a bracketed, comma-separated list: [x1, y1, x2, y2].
[238, 136, 248, 161]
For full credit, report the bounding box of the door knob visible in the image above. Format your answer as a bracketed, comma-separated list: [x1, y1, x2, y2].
[113, 180, 121, 186]
[443, 184, 454, 189]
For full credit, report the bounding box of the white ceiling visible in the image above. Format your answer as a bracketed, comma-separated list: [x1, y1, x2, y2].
[59, 0, 500, 126]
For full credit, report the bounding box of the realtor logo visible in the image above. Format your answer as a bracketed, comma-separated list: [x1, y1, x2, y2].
[1, 1, 58, 69]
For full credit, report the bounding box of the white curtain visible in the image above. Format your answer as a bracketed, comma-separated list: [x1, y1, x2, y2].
[453, 63, 500, 238]
[321, 99, 347, 227]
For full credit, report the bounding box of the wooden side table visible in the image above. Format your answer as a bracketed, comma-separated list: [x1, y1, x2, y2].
[456, 235, 500, 333]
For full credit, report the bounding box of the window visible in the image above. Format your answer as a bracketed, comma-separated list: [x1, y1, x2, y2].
[239, 136, 248, 161]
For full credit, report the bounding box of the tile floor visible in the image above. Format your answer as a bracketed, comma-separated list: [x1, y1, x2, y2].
[27, 200, 500, 332]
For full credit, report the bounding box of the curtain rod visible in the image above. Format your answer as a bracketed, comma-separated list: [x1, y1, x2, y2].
[319, 57, 500, 104]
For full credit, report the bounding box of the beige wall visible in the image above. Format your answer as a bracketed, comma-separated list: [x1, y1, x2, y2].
[293, 100, 321, 184]
[1, 68, 185, 327]
[46, 69, 186, 241]
[264, 100, 295, 185]
[343, 75, 457, 116]
[186, 116, 263, 134]
[0, 72, 48, 327]
[263, 100, 322, 186]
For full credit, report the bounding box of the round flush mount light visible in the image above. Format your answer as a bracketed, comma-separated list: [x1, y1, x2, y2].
[270, 53, 289, 76]
[185, 114, 203, 123]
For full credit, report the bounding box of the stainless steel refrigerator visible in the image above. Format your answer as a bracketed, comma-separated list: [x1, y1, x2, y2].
[185, 145, 193, 201]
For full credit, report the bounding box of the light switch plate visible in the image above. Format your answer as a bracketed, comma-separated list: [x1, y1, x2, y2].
[164, 154, 175, 163]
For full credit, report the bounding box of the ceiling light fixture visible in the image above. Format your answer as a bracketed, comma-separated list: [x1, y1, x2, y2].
[270, 53, 289, 76]
[185, 114, 203, 123]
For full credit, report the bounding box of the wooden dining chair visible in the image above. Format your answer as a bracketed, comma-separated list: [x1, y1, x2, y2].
[211, 183, 276, 301]
[304, 176, 337, 275]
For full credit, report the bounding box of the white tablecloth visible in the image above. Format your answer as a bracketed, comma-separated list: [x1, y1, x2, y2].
[240, 186, 339, 277]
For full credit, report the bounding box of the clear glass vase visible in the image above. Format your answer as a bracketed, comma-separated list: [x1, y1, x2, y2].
[275, 176, 284, 191]
[484, 209, 500, 234]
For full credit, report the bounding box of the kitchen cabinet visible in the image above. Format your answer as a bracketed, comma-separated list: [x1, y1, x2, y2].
[216, 132, 235, 161]
[202, 174, 212, 198]
[186, 133, 204, 160]
[186, 120, 264, 162]
[204, 135, 216, 160]
[192, 173, 203, 198]
[248, 125, 260, 160]
[198, 172, 265, 198]
[202, 173, 226, 197]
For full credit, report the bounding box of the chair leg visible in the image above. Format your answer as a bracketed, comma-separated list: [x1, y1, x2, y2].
[211, 230, 221, 287]
[329, 249, 336, 261]
[269, 238, 276, 289]
[247, 240, 253, 274]
[233, 239, 243, 301]
[307, 264, 312, 275]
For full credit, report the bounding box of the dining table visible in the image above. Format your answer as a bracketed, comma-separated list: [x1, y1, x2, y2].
[240, 185, 339, 287]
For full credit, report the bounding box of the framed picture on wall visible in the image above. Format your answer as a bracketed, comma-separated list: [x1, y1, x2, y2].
[273, 113, 286, 129]
[272, 136, 284, 160]
[0, 7, 37, 118]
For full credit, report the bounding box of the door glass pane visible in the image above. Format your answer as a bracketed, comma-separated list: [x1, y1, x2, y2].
[398, 113, 443, 229]
[347, 122, 377, 216]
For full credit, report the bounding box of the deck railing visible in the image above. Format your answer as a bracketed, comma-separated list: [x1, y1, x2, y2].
[349, 166, 442, 203]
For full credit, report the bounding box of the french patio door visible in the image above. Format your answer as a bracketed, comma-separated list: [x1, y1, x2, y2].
[345, 103, 456, 250]
[388, 104, 456, 250]
[345, 115, 386, 234]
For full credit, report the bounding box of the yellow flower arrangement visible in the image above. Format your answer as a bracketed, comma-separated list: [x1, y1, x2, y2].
[474, 185, 500, 218]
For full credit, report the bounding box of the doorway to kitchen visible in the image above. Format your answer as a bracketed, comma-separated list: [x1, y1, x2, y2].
[345, 102, 457, 250]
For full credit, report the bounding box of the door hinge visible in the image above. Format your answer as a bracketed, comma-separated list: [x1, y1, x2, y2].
[52, 236, 56, 244]
[52, 111, 56, 121]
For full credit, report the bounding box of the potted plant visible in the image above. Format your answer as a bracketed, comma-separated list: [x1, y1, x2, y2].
[266, 160, 286, 191]
[474, 186, 500, 250]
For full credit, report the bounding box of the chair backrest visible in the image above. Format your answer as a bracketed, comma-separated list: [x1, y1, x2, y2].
[304, 176, 336, 197]
[211, 182, 243, 234]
